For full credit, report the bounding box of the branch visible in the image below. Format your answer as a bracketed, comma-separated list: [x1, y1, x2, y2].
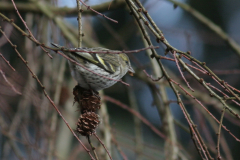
[0, 1, 125, 17]
[76, 0, 83, 48]
[52, 45, 159, 54]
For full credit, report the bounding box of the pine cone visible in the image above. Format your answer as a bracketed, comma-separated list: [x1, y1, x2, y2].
[76, 112, 100, 136]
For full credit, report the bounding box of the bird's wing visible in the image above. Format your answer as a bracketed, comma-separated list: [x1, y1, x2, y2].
[74, 50, 118, 74]
[51, 43, 118, 74]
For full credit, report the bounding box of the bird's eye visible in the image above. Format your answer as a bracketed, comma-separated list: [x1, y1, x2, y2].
[125, 61, 128, 64]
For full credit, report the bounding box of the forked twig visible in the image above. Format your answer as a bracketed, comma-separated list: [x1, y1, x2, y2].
[87, 136, 99, 160]
[143, 70, 163, 81]
[173, 51, 194, 92]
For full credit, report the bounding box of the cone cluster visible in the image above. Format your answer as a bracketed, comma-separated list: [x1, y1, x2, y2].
[73, 85, 101, 136]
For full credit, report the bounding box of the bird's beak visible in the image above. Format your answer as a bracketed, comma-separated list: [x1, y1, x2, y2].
[128, 66, 135, 76]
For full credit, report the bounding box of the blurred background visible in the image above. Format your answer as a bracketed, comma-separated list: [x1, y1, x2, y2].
[1, 0, 240, 159]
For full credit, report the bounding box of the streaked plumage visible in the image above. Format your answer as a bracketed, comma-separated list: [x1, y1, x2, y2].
[51, 43, 134, 91]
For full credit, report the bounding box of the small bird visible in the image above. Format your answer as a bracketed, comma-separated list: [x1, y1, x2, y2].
[51, 43, 135, 91]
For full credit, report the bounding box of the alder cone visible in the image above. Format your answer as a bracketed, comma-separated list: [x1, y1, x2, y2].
[76, 112, 100, 136]
[73, 85, 101, 113]
[80, 95, 101, 113]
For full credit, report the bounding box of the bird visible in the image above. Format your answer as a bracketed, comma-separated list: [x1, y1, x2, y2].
[51, 43, 135, 91]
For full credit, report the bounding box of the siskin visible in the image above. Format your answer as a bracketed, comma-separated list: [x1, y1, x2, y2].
[51, 43, 135, 91]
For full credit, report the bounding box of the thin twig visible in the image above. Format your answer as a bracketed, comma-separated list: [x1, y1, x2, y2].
[227, 84, 240, 94]
[0, 69, 21, 95]
[79, 0, 118, 23]
[93, 133, 113, 160]
[179, 102, 210, 159]
[0, 52, 15, 71]
[208, 83, 240, 107]
[104, 95, 166, 139]
[216, 107, 226, 160]
[111, 135, 128, 160]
